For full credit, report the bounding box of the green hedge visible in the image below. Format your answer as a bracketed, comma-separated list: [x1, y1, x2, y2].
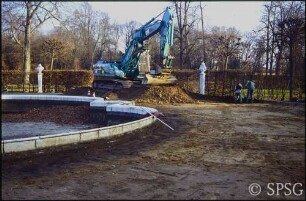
[1, 70, 94, 91]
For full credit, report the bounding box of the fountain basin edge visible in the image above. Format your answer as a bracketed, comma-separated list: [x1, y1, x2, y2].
[1, 94, 158, 153]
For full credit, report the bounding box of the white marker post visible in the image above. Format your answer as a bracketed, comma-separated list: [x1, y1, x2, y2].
[199, 62, 207, 95]
[36, 64, 44, 93]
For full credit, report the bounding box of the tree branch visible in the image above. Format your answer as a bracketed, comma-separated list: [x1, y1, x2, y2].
[29, 1, 42, 20]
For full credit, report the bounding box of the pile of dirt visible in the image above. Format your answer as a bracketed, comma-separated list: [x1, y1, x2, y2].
[103, 91, 119, 100]
[65, 85, 197, 104]
[134, 86, 196, 104]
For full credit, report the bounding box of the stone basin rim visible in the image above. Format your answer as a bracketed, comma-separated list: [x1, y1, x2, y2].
[1, 94, 158, 153]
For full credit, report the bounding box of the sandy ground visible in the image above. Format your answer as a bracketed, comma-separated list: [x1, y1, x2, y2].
[1, 102, 305, 200]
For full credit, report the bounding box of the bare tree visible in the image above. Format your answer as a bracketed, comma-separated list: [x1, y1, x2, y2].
[42, 38, 64, 70]
[199, 2, 206, 63]
[121, 21, 139, 49]
[278, 3, 305, 100]
[239, 32, 256, 70]
[173, 1, 198, 69]
[274, 1, 287, 76]
[1, 34, 23, 70]
[251, 36, 266, 75]
[262, 2, 273, 76]
[62, 3, 112, 69]
[110, 23, 122, 60]
[215, 27, 242, 70]
[2, 1, 60, 88]
[257, 1, 305, 100]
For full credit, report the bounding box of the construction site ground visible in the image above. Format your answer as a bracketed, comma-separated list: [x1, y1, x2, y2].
[2, 85, 305, 200]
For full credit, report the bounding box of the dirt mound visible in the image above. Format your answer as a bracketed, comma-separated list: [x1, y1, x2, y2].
[134, 86, 196, 104]
[65, 85, 196, 104]
[103, 91, 119, 100]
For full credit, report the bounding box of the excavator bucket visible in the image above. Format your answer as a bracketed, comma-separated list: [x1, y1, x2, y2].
[145, 73, 177, 85]
[138, 50, 177, 85]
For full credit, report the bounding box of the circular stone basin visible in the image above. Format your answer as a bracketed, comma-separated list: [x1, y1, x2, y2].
[1, 94, 158, 153]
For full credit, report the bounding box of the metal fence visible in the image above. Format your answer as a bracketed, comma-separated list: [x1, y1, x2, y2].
[174, 70, 305, 101]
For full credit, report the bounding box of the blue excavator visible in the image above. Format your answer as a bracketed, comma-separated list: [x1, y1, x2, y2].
[92, 7, 177, 90]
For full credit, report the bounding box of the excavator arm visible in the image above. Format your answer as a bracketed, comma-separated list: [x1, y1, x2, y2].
[93, 7, 176, 89]
[121, 6, 174, 78]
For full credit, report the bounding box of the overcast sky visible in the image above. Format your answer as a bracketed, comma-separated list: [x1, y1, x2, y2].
[88, 1, 265, 34]
[40, 1, 265, 51]
[42, 1, 264, 34]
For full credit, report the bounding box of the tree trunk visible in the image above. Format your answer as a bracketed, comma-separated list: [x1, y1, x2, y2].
[50, 51, 54, 70]
[23, 3, 32, 90]
[91, 45, 97, 68]
[289, 34, 294, 101]
[266, 22, 270, 76]
[275, 46, 283, 75]
[174, 1, 184, 69]
[179, 35, 183, 69]
[269, 34, 274, 76]
[224, 55, 229, 70]
[200, 2, 205, 62]
[265, 3, 273, 77]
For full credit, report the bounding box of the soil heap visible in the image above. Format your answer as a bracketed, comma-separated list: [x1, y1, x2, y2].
[133, 86, 196, 104]
[66, 85, 197, 104]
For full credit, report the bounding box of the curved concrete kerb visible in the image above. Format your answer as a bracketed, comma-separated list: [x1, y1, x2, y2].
[1, 94, 158, 153]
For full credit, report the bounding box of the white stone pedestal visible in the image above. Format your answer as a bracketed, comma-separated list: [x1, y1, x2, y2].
[36, 64, 44, 93]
